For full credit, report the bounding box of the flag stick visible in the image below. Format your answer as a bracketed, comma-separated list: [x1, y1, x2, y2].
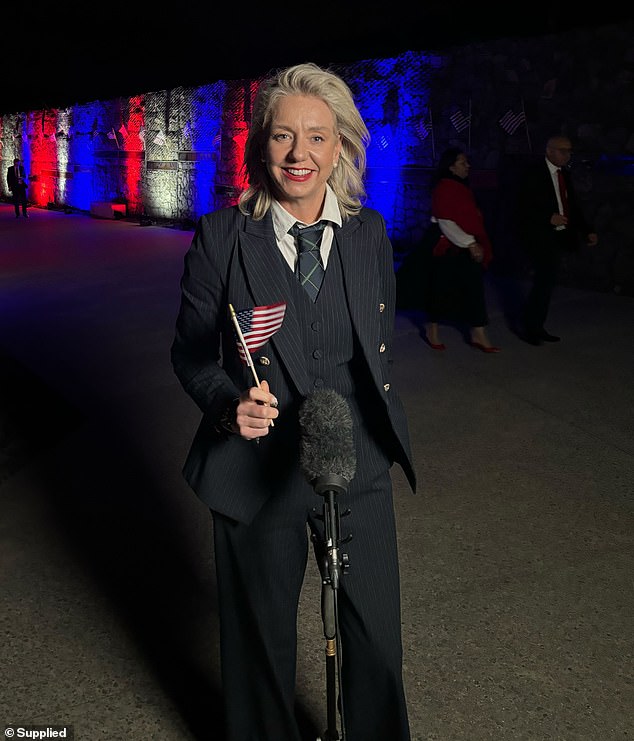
[467, 97, 472, 154]
[228, 303, 274, 427]
[521, 97, 532, 152]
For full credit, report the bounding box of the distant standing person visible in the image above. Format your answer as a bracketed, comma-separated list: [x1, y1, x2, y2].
[517, 135, 598, 345]
[422, 147, 499, 353]
[7, 157, 29, 218]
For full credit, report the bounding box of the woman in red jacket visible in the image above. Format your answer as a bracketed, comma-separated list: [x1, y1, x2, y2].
[424, 147, 499, 352]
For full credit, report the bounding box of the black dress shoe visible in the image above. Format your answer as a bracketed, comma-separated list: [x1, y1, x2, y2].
[522, 332, 543, 346]
[540, 331, 560, 342]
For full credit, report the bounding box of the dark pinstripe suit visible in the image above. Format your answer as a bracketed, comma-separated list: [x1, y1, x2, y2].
[171, 204, 416, 740]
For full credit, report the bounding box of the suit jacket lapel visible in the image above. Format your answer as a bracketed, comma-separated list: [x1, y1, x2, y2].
[237, 213, 384, 397]
[239, 214, 310, 396]
[545, 162, 560, 211]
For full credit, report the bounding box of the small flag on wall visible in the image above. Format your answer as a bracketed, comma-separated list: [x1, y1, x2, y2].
[153, 130, 167, 146]
[107, 128, 117, 140]
[450, 109, 470, 132]
[48, 133, 56, 142]
[118, 123, 128, 138]
[499, 109, 526, 135]
[377, 133, 390, 150]
[416, 114, 432, 141]
[416, 108, 436, 160]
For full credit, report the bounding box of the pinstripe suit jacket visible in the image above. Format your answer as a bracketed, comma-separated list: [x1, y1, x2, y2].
[171, 204, 416, 524]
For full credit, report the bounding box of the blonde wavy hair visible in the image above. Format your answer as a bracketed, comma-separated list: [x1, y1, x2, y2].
[238, 62, 370, 221]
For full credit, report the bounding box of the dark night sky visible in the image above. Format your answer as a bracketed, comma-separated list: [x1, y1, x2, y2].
[3, 2, 632, 114]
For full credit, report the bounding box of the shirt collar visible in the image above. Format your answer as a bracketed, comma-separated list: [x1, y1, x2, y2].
[271, 184, 342, 241]
[546, 157, 560, 175]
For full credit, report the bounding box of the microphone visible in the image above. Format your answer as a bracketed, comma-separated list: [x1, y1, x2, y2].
[299, 389, 357, 495]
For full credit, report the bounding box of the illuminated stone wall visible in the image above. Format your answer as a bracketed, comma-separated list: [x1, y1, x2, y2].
[1, 21, 633, 293]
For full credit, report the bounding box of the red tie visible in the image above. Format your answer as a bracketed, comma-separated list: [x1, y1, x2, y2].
[557, 168, 569, 217]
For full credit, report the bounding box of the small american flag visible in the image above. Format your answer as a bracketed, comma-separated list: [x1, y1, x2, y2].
[499, 109, 526, 135]
[233, 302, 286, 364]
[450, 109, 470, 132]
[377, 133, 390, 150]
[416, 116, 431, 141]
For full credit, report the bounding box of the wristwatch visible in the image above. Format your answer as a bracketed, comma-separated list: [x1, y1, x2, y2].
[214, 398, 239, 435]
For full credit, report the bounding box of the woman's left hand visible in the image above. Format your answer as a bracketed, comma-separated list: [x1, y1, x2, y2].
[468, 241, 483, 263]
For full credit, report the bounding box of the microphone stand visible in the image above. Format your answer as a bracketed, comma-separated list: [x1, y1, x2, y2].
[312, 475, 350, 741]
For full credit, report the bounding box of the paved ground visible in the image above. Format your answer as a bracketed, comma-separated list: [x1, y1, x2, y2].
[1, 203, 632, 740]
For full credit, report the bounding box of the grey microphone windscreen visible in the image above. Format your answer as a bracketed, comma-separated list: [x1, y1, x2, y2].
[298, 389, 357, 485]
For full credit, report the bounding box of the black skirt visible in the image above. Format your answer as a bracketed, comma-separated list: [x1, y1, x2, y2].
[396, 223, 488, 326]
[426, 247, 489, 327]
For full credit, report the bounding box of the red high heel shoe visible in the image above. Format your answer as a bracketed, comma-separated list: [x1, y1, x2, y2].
[470, 341, 500, 354]
[424, 336, 446, 351]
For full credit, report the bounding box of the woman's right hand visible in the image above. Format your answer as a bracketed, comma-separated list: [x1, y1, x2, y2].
[235, 379, 279, 440]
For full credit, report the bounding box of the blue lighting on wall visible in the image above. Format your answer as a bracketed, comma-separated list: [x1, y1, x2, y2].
[67, 102, 99, 211]
[344, 53, 440, 241]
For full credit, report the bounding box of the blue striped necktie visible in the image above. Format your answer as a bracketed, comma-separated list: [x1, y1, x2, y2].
[290, 221, 327, 302]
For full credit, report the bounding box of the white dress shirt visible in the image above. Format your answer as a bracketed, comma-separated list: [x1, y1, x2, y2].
[546, 157, 567, 230]
[270, 184, 343, 271]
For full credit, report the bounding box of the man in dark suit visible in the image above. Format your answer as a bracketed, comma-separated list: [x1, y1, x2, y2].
[517, 135, 598, 344]
[171, 63, 416, 741]
[7, 157, 29, 218]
